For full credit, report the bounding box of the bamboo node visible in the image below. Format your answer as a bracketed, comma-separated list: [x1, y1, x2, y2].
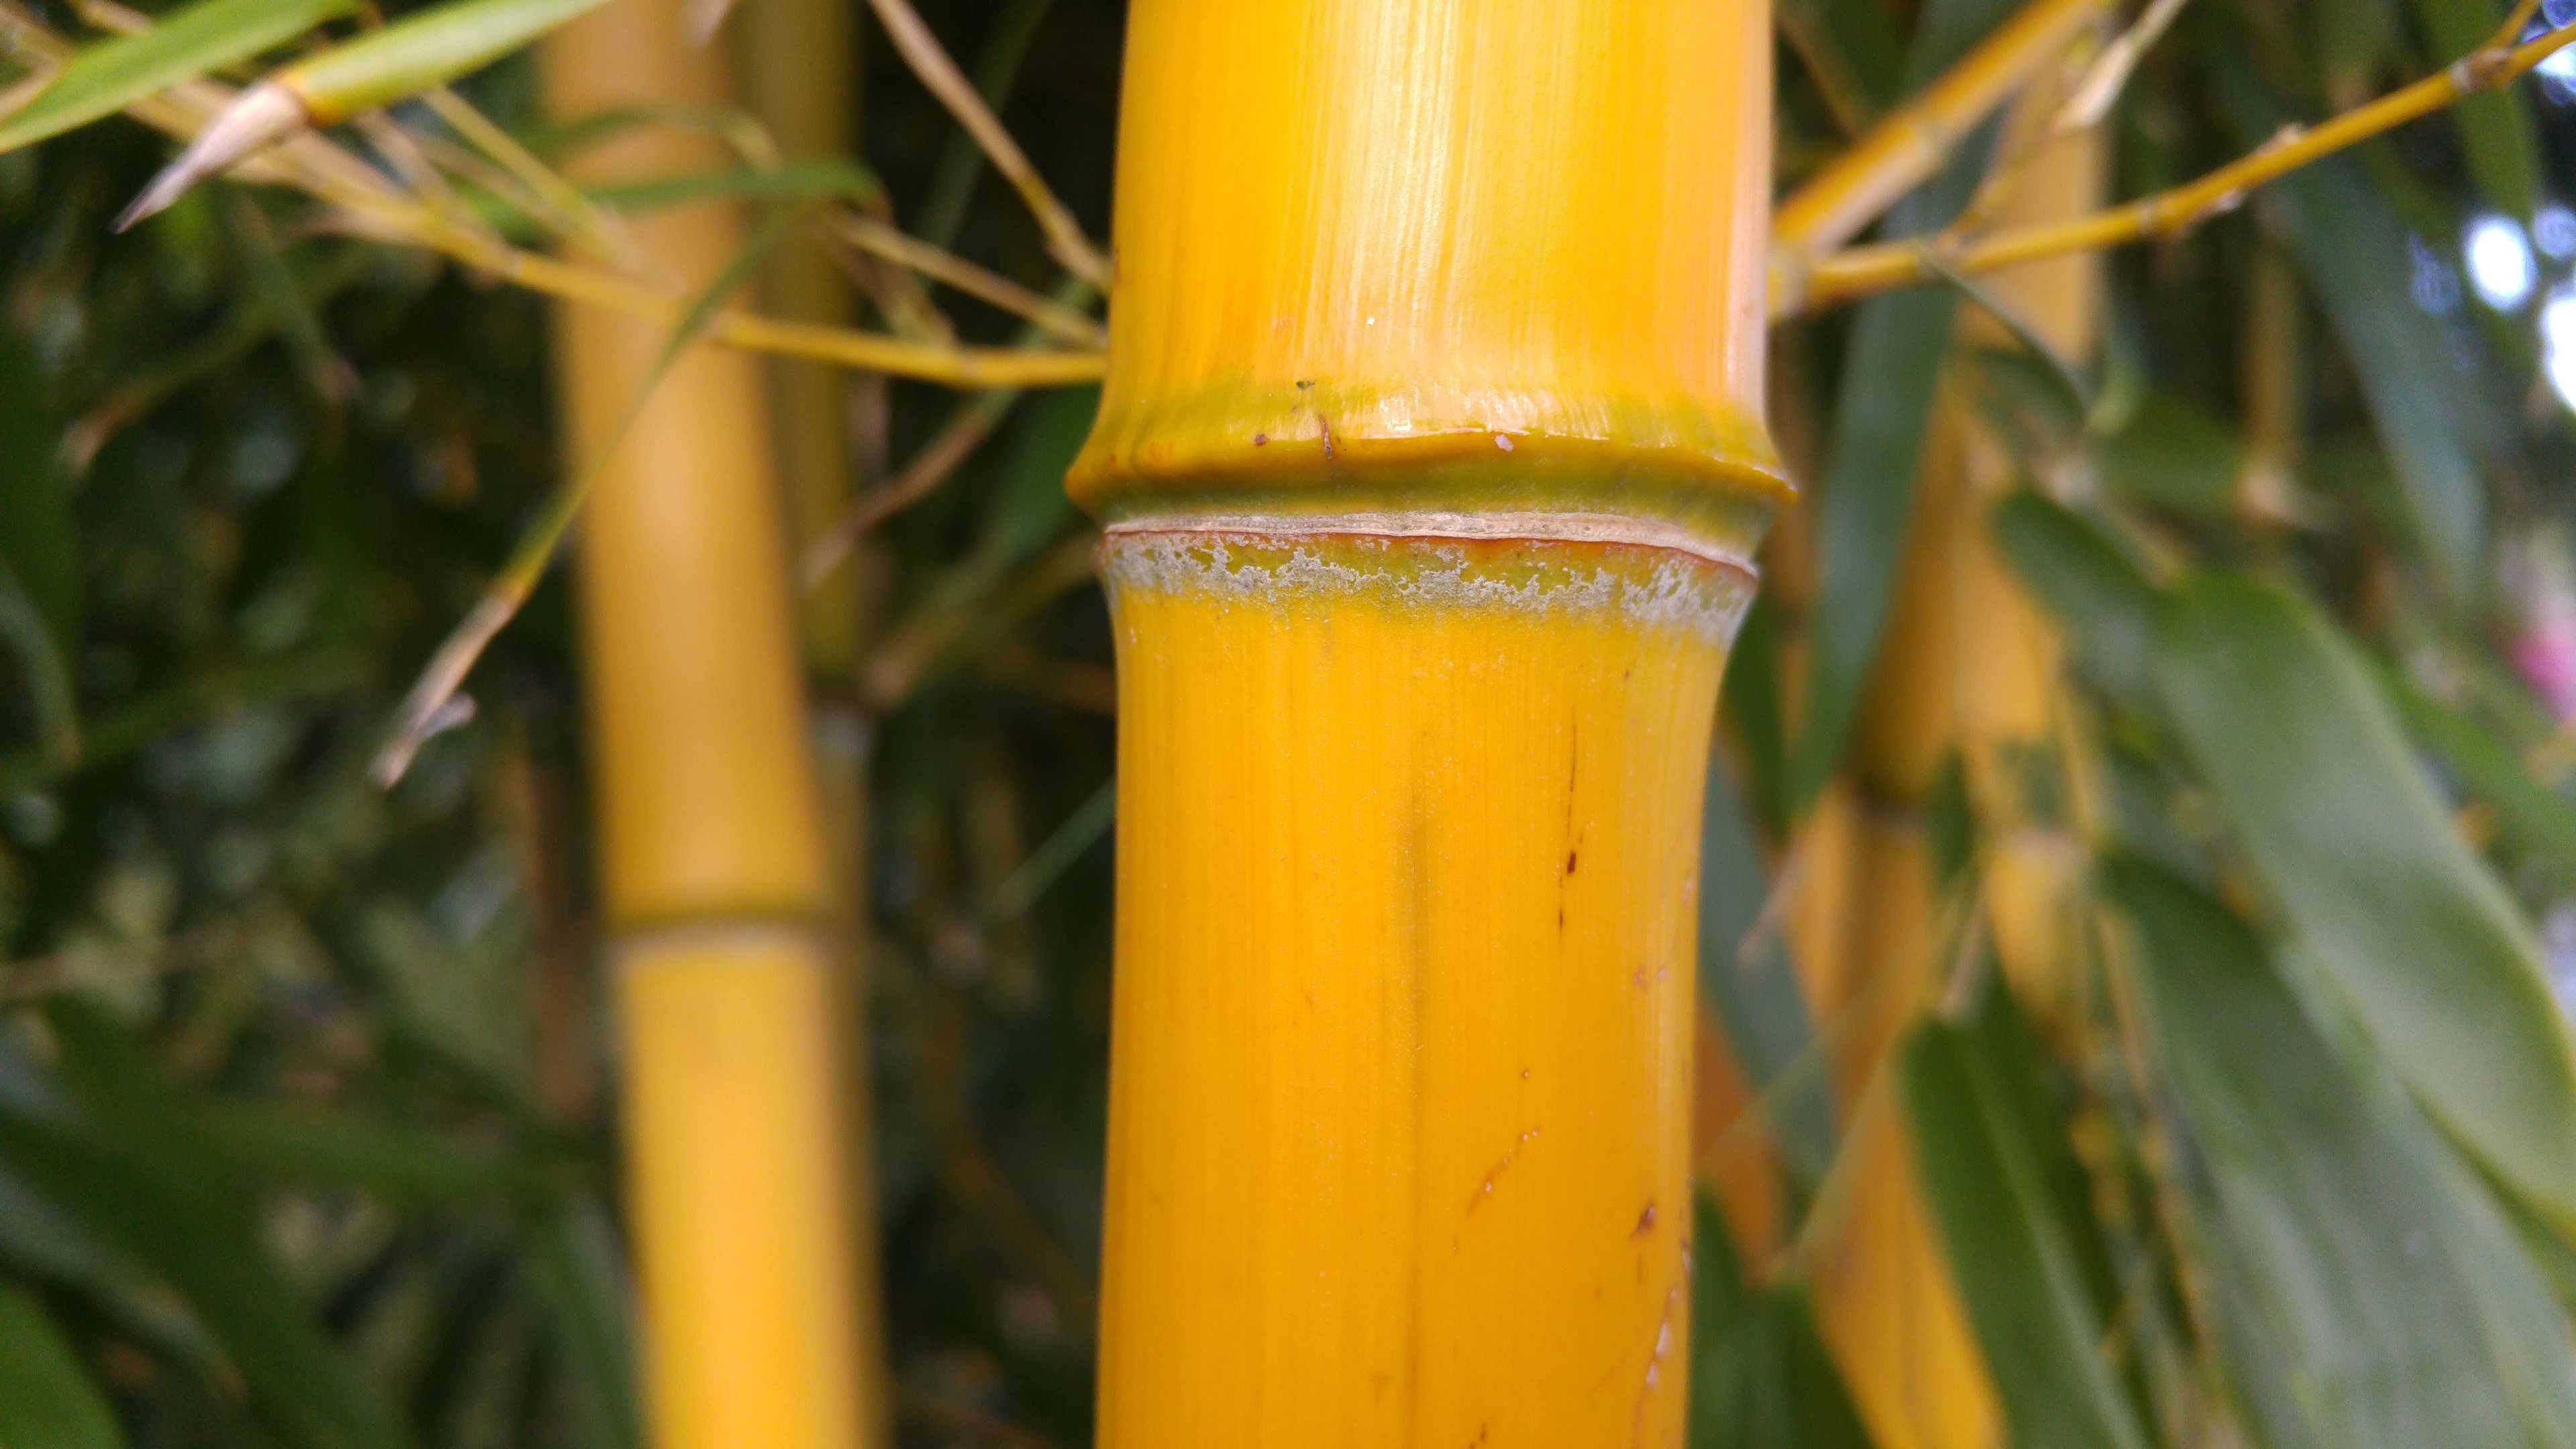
[1097, 523, 1760, 643]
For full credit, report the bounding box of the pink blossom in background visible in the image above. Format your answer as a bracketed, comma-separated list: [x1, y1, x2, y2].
[2515, 614, 2576, 723]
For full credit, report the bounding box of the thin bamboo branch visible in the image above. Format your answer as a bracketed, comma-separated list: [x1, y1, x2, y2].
[799, 386, 1018, 588]
[801, 278, 1097, 588]
[0, 2, 1102, 390]
[420, 83, 643, 268]
[2047, 0, 2188, 135]
[859, 0, 1110, 287]
[2500, 0, 2548, 49]
[372, 205, 804, 787]
[913, 0, 1052, 249]
[1771, 0, 2111, 260]
[1778, 17, 2576, 315]
[829, 212, 1105, 345]
[334, 193, 1098, 384]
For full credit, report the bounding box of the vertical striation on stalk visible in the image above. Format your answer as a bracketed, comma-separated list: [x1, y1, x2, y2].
[541, 3, 875, 1448]
[1075, 2, 1782, 1445]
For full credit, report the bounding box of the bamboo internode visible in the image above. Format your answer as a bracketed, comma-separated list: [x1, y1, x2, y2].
[1069, 0, 1785, 550]
[541, 3, 873, 1448]
[1100, 534, 1741, 1448]
[1078, 2, 1777, 1444]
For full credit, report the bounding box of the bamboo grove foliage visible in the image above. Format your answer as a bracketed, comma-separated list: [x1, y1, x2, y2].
[3, 0, 2576, 1447]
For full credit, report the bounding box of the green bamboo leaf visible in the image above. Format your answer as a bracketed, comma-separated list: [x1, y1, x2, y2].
[1720, 596, 1790, 840]
[1698, 762, 1835, 1186]
[289, 0, 614, 121]
[989, 775, 1114, 917]
[1690, 1197, 1872, 1449]
[2217, 67, 2496, 594]
[2316, 0, 2404, 101]
[2385, 669, 2576, 881]
[2400, 0, 2541, 217]
[0, 1279, 125, 1449]
[2095, 394, 2241, 519]
[525, 1199, 641, 1449]
[1900, 1007, 2152, 1449]
[2150, 573, 2576, 1226]
[981, 384, 1097, 568]
[0, 648, 365, 800]
[915, 0, 1057, 249]
[588, 157, 889, 218]
[1988, 490, 2159, 711]
[195, 1101, 547, 1205]
[1790, 0, 2023, 809]
[0, 551, 79, 771]
[0, 1165, 229, 1390]
[0, 331, 81, 768]
[1795, 283, 1964, 810]
[2104, 855, 2576, 1448]
[0, 1006, 412, 1449]
[0, 0, 354, 154]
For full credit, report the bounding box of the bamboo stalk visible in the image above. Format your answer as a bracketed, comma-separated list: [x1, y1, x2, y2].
[540, 5, 871, 1449]
[1797, 89, 2108, 1449]
[731, 4, 893, 1448]
[735, 0, 865, 676]
[1792, 785, 1998, 1449]
[1079, 2, 1777, 1444]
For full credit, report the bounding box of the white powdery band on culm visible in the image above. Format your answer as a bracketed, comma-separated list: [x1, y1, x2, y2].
[1097, 519, 1760, 645]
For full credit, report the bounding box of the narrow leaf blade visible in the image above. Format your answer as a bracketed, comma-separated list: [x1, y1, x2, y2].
[0, 1279, 126, 1449]
[2105, 855, 2576, 1448]
[2149, 573, 2576, 1225]
[0, 0, 354, 153]
[1899, 1014, 2151, 1449]
[2401, 0, 2542, 217]
[2218, 68, 2496, 592]
[1987, 490, 2159, 710]
[290, 0, 614, 120]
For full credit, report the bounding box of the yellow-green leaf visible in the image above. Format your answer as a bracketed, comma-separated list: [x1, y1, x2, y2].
[0, 0, 354, 154]
[288, 0, 613, 123]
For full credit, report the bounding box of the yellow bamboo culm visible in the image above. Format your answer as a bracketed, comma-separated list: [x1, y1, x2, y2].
[729, 7, 894, 1446]
[1796, 90, 2107, 1449]
[540, 5, 873, 1449]
[1075, 3, 1780, 1445]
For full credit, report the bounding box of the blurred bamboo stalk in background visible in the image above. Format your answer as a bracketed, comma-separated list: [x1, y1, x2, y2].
[541, 3, 874, 1448]
[1794, 83, 2107, 1449]
[1075, 1, 1780, 1444]
[731, 0, 893, 1444]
